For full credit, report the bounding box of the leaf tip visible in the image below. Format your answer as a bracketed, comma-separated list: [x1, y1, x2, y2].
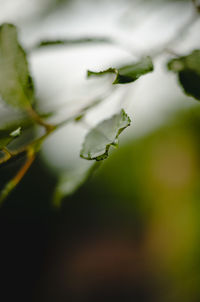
[10, 127, 22, 138]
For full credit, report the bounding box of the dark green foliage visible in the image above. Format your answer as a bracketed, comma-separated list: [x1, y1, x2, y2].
[168, 50, 200, 100]
[87, 56, 154, 84]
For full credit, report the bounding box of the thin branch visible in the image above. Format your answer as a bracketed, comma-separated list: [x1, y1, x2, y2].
[29, 36, 113, 53]
[2, 147, 12, 162]
[56, 87, 117, 128]
[0, 125, 53, 166]
[0, 148, 35, 205]
[26, 106, 55, 132]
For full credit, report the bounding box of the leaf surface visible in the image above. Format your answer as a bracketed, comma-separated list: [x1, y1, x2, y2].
[0, 23, 34, 109]
[87, 56, 154, 84]
[168, 50, 200, 100]
[80, 109, 131, 161]
[0, 126, 21, 150]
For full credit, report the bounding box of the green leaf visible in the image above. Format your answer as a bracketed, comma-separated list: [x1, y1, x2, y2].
[0, 115, 34, 134]
[80, 109, 131, 161]
[168, 50, 200, 100]
[87, 56, 154, 84]
[0, 126, 21, 150]
[53, 162, 101, 207]
[33, 37, 112, 50]
[0, 23, 34, 109]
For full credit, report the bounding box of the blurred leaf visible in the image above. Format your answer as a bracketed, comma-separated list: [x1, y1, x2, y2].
[168, 50, 200, 100]
[0, 115, 34, 133]
[53, 162, 101, 207]
[0, 115, 35, 152]
[80, 109, 131, 161]
[87, 56, 154, 84]
[10, 127, 21, 137]
[0, 127, 21, 150]
[33, 36, 112, 50]
[0, 23, 34, 109]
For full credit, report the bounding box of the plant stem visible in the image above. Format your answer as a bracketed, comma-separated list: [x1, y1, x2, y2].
[2, 147, 12, 161]
[0, 148, 35, 205]
[27, 106, 55, 131]
[0, 120, 55, 166]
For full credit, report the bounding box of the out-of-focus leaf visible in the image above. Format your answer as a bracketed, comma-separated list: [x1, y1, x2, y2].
[80, 109, 131, 161]
[168, 50, 200, 100]
[0, 115, 35, 134]
[33, 37, 112, 50]
[87, 56, 154, 84]
[53, 162, 101, 207]
[0, 126, 21, 150]
[10, 127, 21, 137]
[0, 23, 34, 109]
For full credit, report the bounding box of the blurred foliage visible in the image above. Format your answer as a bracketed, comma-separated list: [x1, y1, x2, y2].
[0, 21, 156, 202]
[168, 50, 200, 100]
[63, 105, 200, 301]
[0, 0, 200, 301]
[2, 102, 200, 302]
[87, 56, 153, 84]
[0, 24, 35, 109]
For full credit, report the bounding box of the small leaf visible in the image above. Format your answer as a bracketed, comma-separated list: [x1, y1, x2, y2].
[0, 23, 34, 109]
[0, 148, 35, 204]
[87, 56, 154, 84]
[34, 37, 112, 49]
[10, 127, 21, 137]
[74, 114, 84, 122]
[168, 50, 200, 100]
[80, 109, 131, 161]
[0, 126, 22, 150]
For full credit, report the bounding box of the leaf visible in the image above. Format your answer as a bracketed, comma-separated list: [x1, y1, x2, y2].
[53, 162, 101, 207]
[87, 56, 154, 84]
[10, 127, 21, 137]
[80, 109, 131, 161]
[0, 126, 21, 150]
[0, 23, 34, 109]
[33, 37, 112, 50]
[0, 115, 34, 135]
[167, 50, 200, 100]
